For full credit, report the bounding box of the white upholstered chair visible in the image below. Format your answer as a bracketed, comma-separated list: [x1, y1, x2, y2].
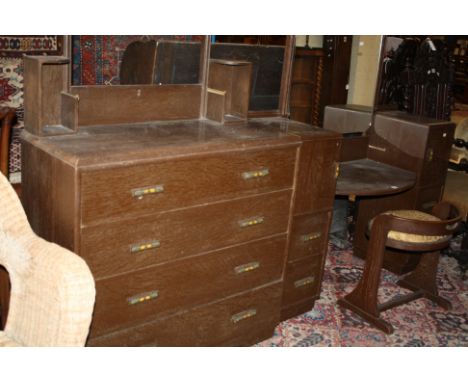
[0, 172, 95, 346]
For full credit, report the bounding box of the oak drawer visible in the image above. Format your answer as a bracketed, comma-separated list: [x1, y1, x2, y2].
[80, 146, 297, 224]
[288, 211, 331, 262]
[88, 282, 282, 346]
[282, 256, 322, 306]
[81, 190, 292, 278]
[89, 236, 286, 336]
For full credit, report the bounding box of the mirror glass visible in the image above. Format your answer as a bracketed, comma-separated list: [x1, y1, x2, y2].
[210, 37, 286, 111]
[71, 35, 204, 86]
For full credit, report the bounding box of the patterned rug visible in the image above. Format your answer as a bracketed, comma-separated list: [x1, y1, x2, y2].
[0, 36, 64, 180]
[257, 241, 468, 347]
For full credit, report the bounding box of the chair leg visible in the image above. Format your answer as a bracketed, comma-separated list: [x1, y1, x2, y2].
[338, 225, 394, 334]
[397, 251, 452, 310]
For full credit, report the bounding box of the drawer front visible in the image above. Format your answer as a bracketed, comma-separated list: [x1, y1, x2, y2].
[281, 296, 318, 321]
[88, 282, 282, 346]
[80, 147, 297, 224]
[282, 256, 322, 306]
[89, 236, 286, 336]
[81, 190, 292, 278]
[288, 211, 331, 262]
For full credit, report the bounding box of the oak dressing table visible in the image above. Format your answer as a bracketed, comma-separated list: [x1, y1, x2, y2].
[19, 37, 342, 346]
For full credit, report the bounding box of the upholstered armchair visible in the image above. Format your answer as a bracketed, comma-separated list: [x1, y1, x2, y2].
[0, 172, 95, 346]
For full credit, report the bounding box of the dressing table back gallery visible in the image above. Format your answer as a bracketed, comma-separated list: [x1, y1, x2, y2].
[20, 36, 342, 346]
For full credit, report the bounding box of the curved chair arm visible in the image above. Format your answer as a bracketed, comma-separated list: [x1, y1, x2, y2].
[0, 108, 16, 176]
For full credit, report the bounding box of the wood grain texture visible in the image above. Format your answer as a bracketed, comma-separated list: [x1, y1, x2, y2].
[89, 236, 286, 336]
[293, 137, 341, 214]
[81, 190, 292, 278]
[87, 282, 282, 346]
[80, 146, 296, 224]
[282, 255, 321, 306]
[288, 211, 331, 262]
[71, 85, 202, 126]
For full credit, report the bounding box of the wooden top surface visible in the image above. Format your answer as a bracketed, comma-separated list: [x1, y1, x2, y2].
[336, 158, 416, 197]
[22, 118, 340, 168]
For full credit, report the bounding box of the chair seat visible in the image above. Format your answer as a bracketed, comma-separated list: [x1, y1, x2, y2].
[370, 210, 450, 244]
[0, 331, 20, 346]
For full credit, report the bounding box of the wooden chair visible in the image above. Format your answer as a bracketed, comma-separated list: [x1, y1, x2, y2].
[0, 107, 16, 177]
[338, 202, 461, 334]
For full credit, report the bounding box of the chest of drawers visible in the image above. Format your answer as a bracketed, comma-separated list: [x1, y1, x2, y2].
[21, 119, 341, 346]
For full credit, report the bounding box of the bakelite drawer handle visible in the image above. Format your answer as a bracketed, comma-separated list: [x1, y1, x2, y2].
[238, 216, 264, 228]
[131, 185, 164, 199]
[130, 240, 161, 253]
[242, 168, 269, 180]
[231, 308, 257, 323]
[294, 276, 315, 288]
[427, 148, 434, 162]
[335, 163, 340, 179]
[234, 261, 260, 274]
[127, 290, 159, 305]
[301, 232, 321, 242]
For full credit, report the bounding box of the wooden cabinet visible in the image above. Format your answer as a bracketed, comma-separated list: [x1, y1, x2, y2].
[354, 111, 455, 274]
[289, 36, 353, 127]
[289, 48, 324, 126]
[22, 119, 341, 346]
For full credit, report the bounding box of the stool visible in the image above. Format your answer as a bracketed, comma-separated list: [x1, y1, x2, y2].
[338, 202, 461, 334]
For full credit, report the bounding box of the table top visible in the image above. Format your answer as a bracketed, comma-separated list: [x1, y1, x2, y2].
[336, 158, 416, 197]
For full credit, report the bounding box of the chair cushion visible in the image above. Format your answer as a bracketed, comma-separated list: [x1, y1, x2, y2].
[370, 210, 450, 244]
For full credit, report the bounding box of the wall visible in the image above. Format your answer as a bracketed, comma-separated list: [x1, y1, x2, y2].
[346, 35, 382, 107]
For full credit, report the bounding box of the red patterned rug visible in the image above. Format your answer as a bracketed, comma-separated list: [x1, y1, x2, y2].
[257, 242, 468, 346]
[0, 36, 64, 180]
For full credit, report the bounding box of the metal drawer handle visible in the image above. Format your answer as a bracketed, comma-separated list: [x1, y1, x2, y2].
[238, 216, 264, 228]
[130, 240, 161, 253]
[234, 261, 260, 274]
[301, 232, 321, 242]
[231, 308, 257, 323]
[131, 185, 164, 199]
[294, 276, 315, 288]
[127, 290, 159, 305]
[335, 163, 340, 179]
[368, 144, 386, 152]
[427, 148, 434, 162]
[242, 168, 269, 180]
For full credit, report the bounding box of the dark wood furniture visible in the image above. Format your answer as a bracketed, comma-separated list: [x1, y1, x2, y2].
[325, 105, 456, 275]
[338, 202, 461, 334]
[289, 36, 353, 127]
[335, 159, 416, 198]
[0, 108, 16, 177]
[19, 38, 342, 346]
[289, 48, 324, 126]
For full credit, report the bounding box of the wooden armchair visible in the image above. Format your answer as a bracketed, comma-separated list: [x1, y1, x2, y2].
[0, 107, 16, 177]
